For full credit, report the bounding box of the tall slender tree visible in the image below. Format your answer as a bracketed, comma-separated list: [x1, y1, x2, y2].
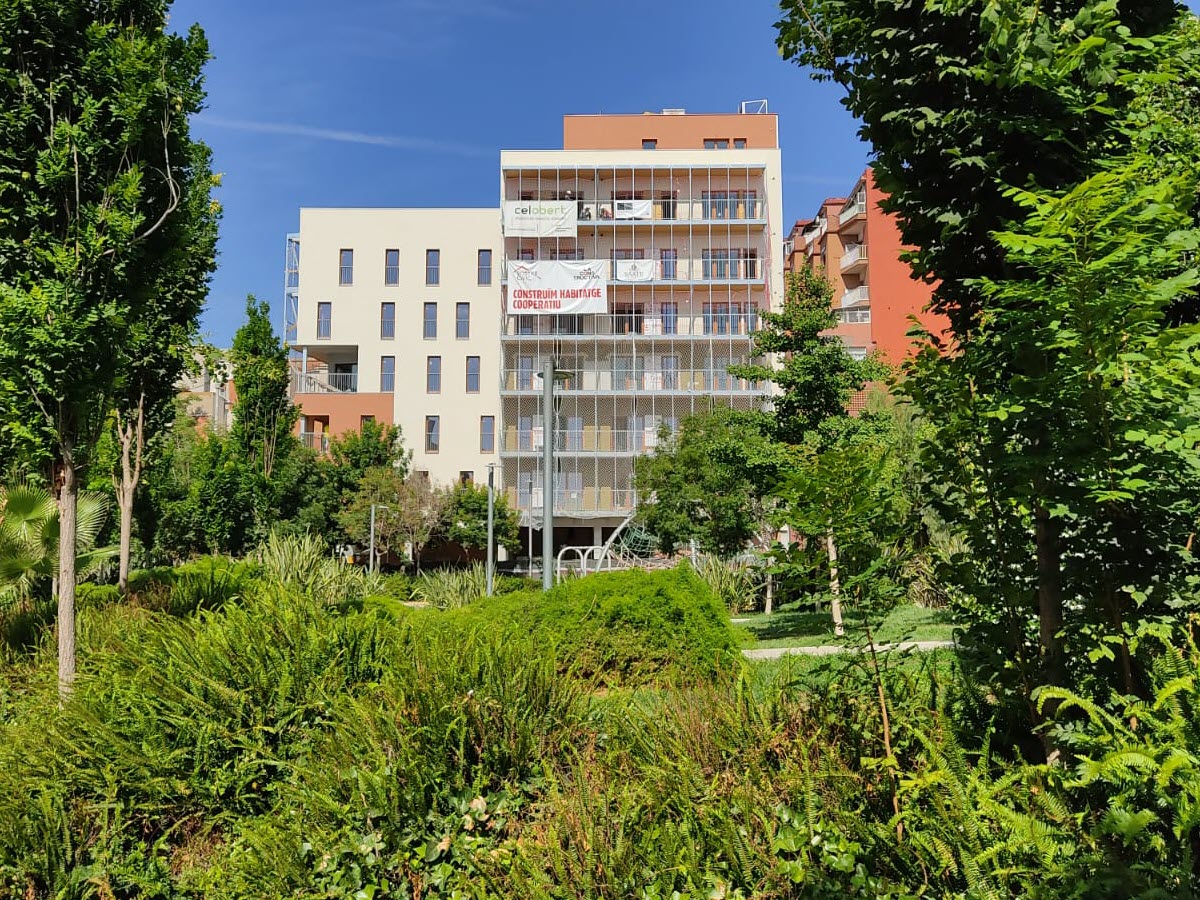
[0, 0, 213, 695]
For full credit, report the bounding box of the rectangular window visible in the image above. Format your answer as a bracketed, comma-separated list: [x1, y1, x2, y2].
[741, 250, 759, 280]
[466, 356, 480, 393]
[659, 248, 678, 280]
[661, 302, 678, 334]
[425, 416, 440, 453]
[460, 471, 474, 486]
[642, 138, 657, 150]
[477, 249, 492, 285]
[316, 301, 332, 339]
[423, 302, 437, 339]
[733, 138, 747, 149]
[480, 416, 495, 453]
[384, 249, 399, 285]
[339, 249, 353, 285]
[703, 138, 729, 149]
[380, 302, 395, 339]
[360, 415, 375, 428]
[426, 249, 440, 285]
[380, 356, 395, 392]
[456, 302, 470, 339]
[662, 354, 680, 389]
[517, 355, 533, 390]
[426, 356, 441, 393]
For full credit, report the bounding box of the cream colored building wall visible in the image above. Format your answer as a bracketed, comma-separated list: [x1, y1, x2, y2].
[295, 208, 503, 487]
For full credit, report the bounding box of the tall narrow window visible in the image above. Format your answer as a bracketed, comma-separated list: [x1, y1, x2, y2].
[338, 249, 354, 285]
[426, 249, 440, 285]
[425, 416, 440, 452]
[316, 302, 332, 339]
[423, 302, 437, 339]
[380, 302, 395, 339]
[456, 302, 470, 339]
[380, 356, 395, 392]
[477, 249, 492, 285]
[480, 416, 495, 453]
[426, 356, 441, 393]
[384, 249, 399, 285]
[661, 302, 678, 335]
[466, 356, 480, 393]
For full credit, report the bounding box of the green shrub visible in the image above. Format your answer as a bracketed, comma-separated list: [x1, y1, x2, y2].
[694, 556, 764, 614]
[442, 565, 739, 686]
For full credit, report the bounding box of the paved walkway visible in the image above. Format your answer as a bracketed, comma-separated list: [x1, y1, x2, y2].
[743, 640, 955, 660]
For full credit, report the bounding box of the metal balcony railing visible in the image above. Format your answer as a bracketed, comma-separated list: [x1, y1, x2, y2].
[502, 311, 759, 338]
[571, 197, 764, 223]
[292, 371, 358, 394]
[508, 488, 638, 515]
[299, 431, 331, 452]
[501, 427, 680, 454]
[503, 255, 763, 283]
[840, 285, 870, 307]
[501, 369, 765, 394]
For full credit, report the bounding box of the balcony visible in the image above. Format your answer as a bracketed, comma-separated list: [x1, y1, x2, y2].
[507, 487, 638, 517]
[502, 311, 759, 339]
[838, 199, 867, 226]
[501, 368, 765, 395]
[572, 196, 766, 224]
[840, 243, 868, 274]
[840, 285, 870, 308]
[502, 255, 764, 285]
[292, 371, 358, 394]
[502, 427, 678, 455]
[299, 430, 331, 452]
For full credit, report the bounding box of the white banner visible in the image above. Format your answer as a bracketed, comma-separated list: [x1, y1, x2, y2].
[613, 198, 653, 220]
[614, 258, 656, 282]
[502, 200, 577, 238]
[506, 260, 608, 314]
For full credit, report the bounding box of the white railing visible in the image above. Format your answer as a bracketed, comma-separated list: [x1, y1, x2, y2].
[838, 199, 867, 225]
[299, 431, 331, 452]
[570, 197, 765, 223]
[502, 311, 759, 339]
[840, 285, 870, 307]
[508, 487, 638, 515]
[292, 371, 357, 394]
[840, 244, 867, 270]
[503, 256, 764, 283]
[502, 428, 680, 454]
[502, 369, 764, 394]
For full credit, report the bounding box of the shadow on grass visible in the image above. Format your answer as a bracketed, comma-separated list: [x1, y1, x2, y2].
[741, 607, 833, 642]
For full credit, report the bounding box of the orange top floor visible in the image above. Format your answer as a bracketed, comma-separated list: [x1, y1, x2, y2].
[563, 111, 779, 151]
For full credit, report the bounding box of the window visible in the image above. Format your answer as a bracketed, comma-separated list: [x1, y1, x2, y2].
[459, 471, 474, 486]
[426, 356, 441, 393]
[847, 347, 868, 361]
[360, 415, 375, 428]
[661, 302, 678, 335]
[733, 138, 747, 149]
[426, 249, 440, 285]
[837, 308, 872, 324]
[425, 416, 440, 452]
[642, 138, 657, 150]
[477, 249, 492, 285]
[423, 302, 437, 339]
[380, 356, 395, 392]
[316, 302, 332, 339]
[517, 355, 534, 390]
[466, 356, 480, 393]
[384, 249, 399, 285]
[661, 355, 680, 389]
[480, 416, 495, 453]
[703, 138, 729, 149]
[380, 302, 395, 339]
[456, 302, 470, 339]
[339, 249, 353, 285]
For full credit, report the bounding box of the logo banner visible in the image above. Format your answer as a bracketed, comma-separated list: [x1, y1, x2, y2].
[614, 258, 656, 283]
[506, 260, 608, 314]
[613, 198, 654, 220]
[502, 200, 577, 238]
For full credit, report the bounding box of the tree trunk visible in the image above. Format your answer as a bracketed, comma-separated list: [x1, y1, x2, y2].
[57, 459, 79, 700]
[827, 526, 844, 637]
[114, 396, 146, 595]
[764, 572, 774, 616]
[1033, 503, 1066, 690]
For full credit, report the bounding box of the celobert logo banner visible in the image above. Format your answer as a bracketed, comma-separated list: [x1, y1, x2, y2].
[506, 260, 608, 314]
[502, 200, 577, 238]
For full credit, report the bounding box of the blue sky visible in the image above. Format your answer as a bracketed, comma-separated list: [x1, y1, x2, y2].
[173, 0, 1200, 346]
[172, 0, 862, 346]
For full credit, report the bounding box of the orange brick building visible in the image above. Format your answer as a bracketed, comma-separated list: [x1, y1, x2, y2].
[786, 169, 944, 365]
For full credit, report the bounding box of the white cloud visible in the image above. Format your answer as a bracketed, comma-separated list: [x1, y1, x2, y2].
[198, 116, 492, 159]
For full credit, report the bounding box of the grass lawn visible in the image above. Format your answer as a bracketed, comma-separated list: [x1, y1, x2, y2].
[734, 602, 957, 649]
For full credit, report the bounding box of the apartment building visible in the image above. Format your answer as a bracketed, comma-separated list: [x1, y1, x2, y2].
[284, 107, 784, 553]
[287, 208, 502, 486]
[787, 168, 942, 363]
[498, 111, 785, 548]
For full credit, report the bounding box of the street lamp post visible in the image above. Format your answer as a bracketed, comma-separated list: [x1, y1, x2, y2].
[542, 359, 555, 591]
[486, 463, 496, 597]
[368, 503, 389, 574]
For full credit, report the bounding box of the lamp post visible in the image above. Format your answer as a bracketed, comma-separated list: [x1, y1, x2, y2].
[486, 463, 495, 597]
[541, 359, 572, 592]
[368, 503, 389, 574]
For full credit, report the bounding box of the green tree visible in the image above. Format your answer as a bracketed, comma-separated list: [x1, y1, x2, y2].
[441, 483, 520, 554]
[230, 296, 298, 482]
[0, 0, 212, 694]
[337, 469, 449, 569]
